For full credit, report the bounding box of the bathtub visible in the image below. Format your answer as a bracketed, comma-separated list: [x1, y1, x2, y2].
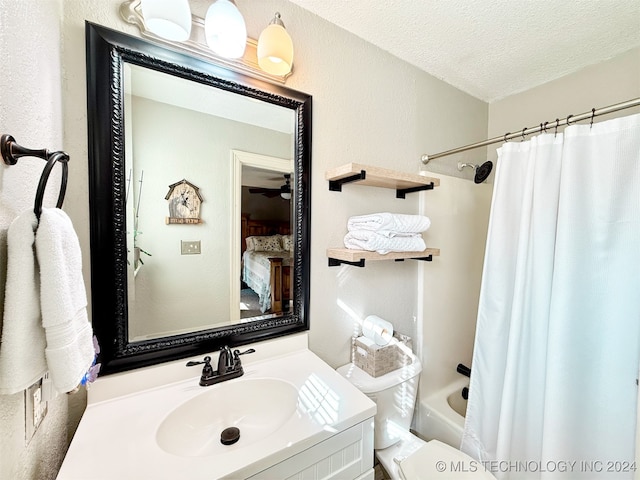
[415, 376, 468, 449]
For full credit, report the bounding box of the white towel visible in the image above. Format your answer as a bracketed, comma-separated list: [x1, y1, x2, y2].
[347, 212, 431, 236]
[344, 230, 426, 254]
[35, 208, 95, 394]
[0, 211, 48, 395]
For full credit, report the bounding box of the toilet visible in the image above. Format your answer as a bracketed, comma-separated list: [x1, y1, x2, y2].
[337, 358, 496, 480]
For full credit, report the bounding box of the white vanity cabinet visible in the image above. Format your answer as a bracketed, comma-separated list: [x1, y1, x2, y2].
[245, 421, 374, 480]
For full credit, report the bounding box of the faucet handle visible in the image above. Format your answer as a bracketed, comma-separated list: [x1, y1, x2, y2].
[186, 355, 211, 367]
[234, 348, 256, 357]
[186, 356, 215, 381]
[233, 348, 256, 366]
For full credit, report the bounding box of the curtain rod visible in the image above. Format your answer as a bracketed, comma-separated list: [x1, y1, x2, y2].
[421, 97, 640, 164]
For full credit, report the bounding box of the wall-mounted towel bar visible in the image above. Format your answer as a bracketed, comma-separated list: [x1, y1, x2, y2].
[1, 134, 69, 218]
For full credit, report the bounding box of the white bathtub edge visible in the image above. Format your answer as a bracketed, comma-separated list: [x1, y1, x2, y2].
[414, 376, 468, 449]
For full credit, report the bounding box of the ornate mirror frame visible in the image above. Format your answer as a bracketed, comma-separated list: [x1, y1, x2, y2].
[85, 22, 311, 374]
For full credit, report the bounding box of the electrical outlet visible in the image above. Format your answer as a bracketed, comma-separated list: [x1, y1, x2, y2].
[181, 240, 201, 255]
[25, 378, 48, 444]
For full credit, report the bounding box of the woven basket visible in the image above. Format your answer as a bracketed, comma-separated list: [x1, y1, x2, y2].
[352, 332, 413, 377]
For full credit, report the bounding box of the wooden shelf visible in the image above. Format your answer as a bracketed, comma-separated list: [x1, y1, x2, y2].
[327, 247, 440, 267]
[326, 163, 440, 267]
[325, 162, 439, 197]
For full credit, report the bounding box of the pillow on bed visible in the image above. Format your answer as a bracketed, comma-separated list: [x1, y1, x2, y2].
[281, 234, 293, 252]
[245, 236, 256, 251]
[252, 235, 283, 252]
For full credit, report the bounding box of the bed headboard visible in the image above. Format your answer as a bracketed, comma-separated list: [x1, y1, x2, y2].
[241, 214, 291, 255]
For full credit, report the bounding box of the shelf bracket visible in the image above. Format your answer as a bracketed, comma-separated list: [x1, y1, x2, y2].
[328, 258, 365, 267]
[394, 255, 433, 262]
[396, 182, 434, 199]
[328, 170, 367, 192]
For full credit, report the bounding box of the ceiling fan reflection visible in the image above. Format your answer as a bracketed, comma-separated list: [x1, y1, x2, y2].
[249, 173, 291, 199]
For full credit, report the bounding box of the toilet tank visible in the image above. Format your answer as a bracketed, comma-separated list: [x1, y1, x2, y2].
[337, 357, 422, 449]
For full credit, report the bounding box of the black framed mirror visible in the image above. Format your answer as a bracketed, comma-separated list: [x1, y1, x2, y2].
[85, 22, 311, 375]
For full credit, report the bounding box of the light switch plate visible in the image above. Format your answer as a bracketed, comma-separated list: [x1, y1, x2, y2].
[25, 378, 47, 444]
[181, 240, 201, 255]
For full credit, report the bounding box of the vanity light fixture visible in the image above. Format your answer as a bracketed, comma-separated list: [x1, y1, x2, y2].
[204, 0, 247, 59]
[122, 0, 293, 83]
[258, 12, 294, 76]
[139, 0, 192, 41]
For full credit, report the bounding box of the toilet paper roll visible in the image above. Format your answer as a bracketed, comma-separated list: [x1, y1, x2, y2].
[362, 315, 394, 346]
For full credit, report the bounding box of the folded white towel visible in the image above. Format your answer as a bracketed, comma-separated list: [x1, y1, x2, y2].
[347, 212, 431, 235]
[0, 211, 48, 395]
[344, 230, 427, 254]
[36, 208, 95, 393]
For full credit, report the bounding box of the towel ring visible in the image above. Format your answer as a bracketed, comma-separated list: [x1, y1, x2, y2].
[34, 151, 69, 219]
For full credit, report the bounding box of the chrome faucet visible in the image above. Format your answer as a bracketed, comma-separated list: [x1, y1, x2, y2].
[186, 346, 256, 387]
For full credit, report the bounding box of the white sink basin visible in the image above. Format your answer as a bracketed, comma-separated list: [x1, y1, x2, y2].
[57, 343, 378, 480]
[156, 378, 298, 456]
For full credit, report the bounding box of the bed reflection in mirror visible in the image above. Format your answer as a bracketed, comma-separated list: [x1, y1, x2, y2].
[124, 64, 294, 342]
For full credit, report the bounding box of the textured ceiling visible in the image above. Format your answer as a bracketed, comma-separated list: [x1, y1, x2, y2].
[287, 0, 640, 102]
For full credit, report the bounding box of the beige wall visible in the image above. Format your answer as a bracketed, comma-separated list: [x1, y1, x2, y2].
[1, 1, 487, 477]
[6, 2, 636, 479]
[488, 47, 640, 158]
[415, 174, 492, 401]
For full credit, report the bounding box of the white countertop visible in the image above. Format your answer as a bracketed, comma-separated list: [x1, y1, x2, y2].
[57, 337, 375, 480]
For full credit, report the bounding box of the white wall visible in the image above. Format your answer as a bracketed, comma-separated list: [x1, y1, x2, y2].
[0, 1, 69, 479]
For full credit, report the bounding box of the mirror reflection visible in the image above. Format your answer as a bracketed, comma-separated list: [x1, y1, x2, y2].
[123, 64, 295, 342]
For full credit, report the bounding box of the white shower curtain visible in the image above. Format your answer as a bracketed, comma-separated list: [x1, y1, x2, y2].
[461, 113, 640, 479]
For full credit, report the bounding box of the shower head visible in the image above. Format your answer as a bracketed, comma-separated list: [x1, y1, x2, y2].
[474, 161, 493, 184]
[457, 161, 493, 184]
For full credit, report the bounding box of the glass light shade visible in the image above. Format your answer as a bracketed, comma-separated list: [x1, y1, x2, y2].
[140, 0, 192, 41]
[258, 14, 294, 76]
[204, 0, 247, 59]
[280, 192, 292, 200]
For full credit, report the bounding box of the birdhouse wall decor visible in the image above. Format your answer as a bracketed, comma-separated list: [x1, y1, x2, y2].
[165, 179, 203, 224]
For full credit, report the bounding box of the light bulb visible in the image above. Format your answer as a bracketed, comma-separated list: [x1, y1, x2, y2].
[204, 0, 247, 59]
[140, 0, 192, 42]
[258, 13, 294, 75]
